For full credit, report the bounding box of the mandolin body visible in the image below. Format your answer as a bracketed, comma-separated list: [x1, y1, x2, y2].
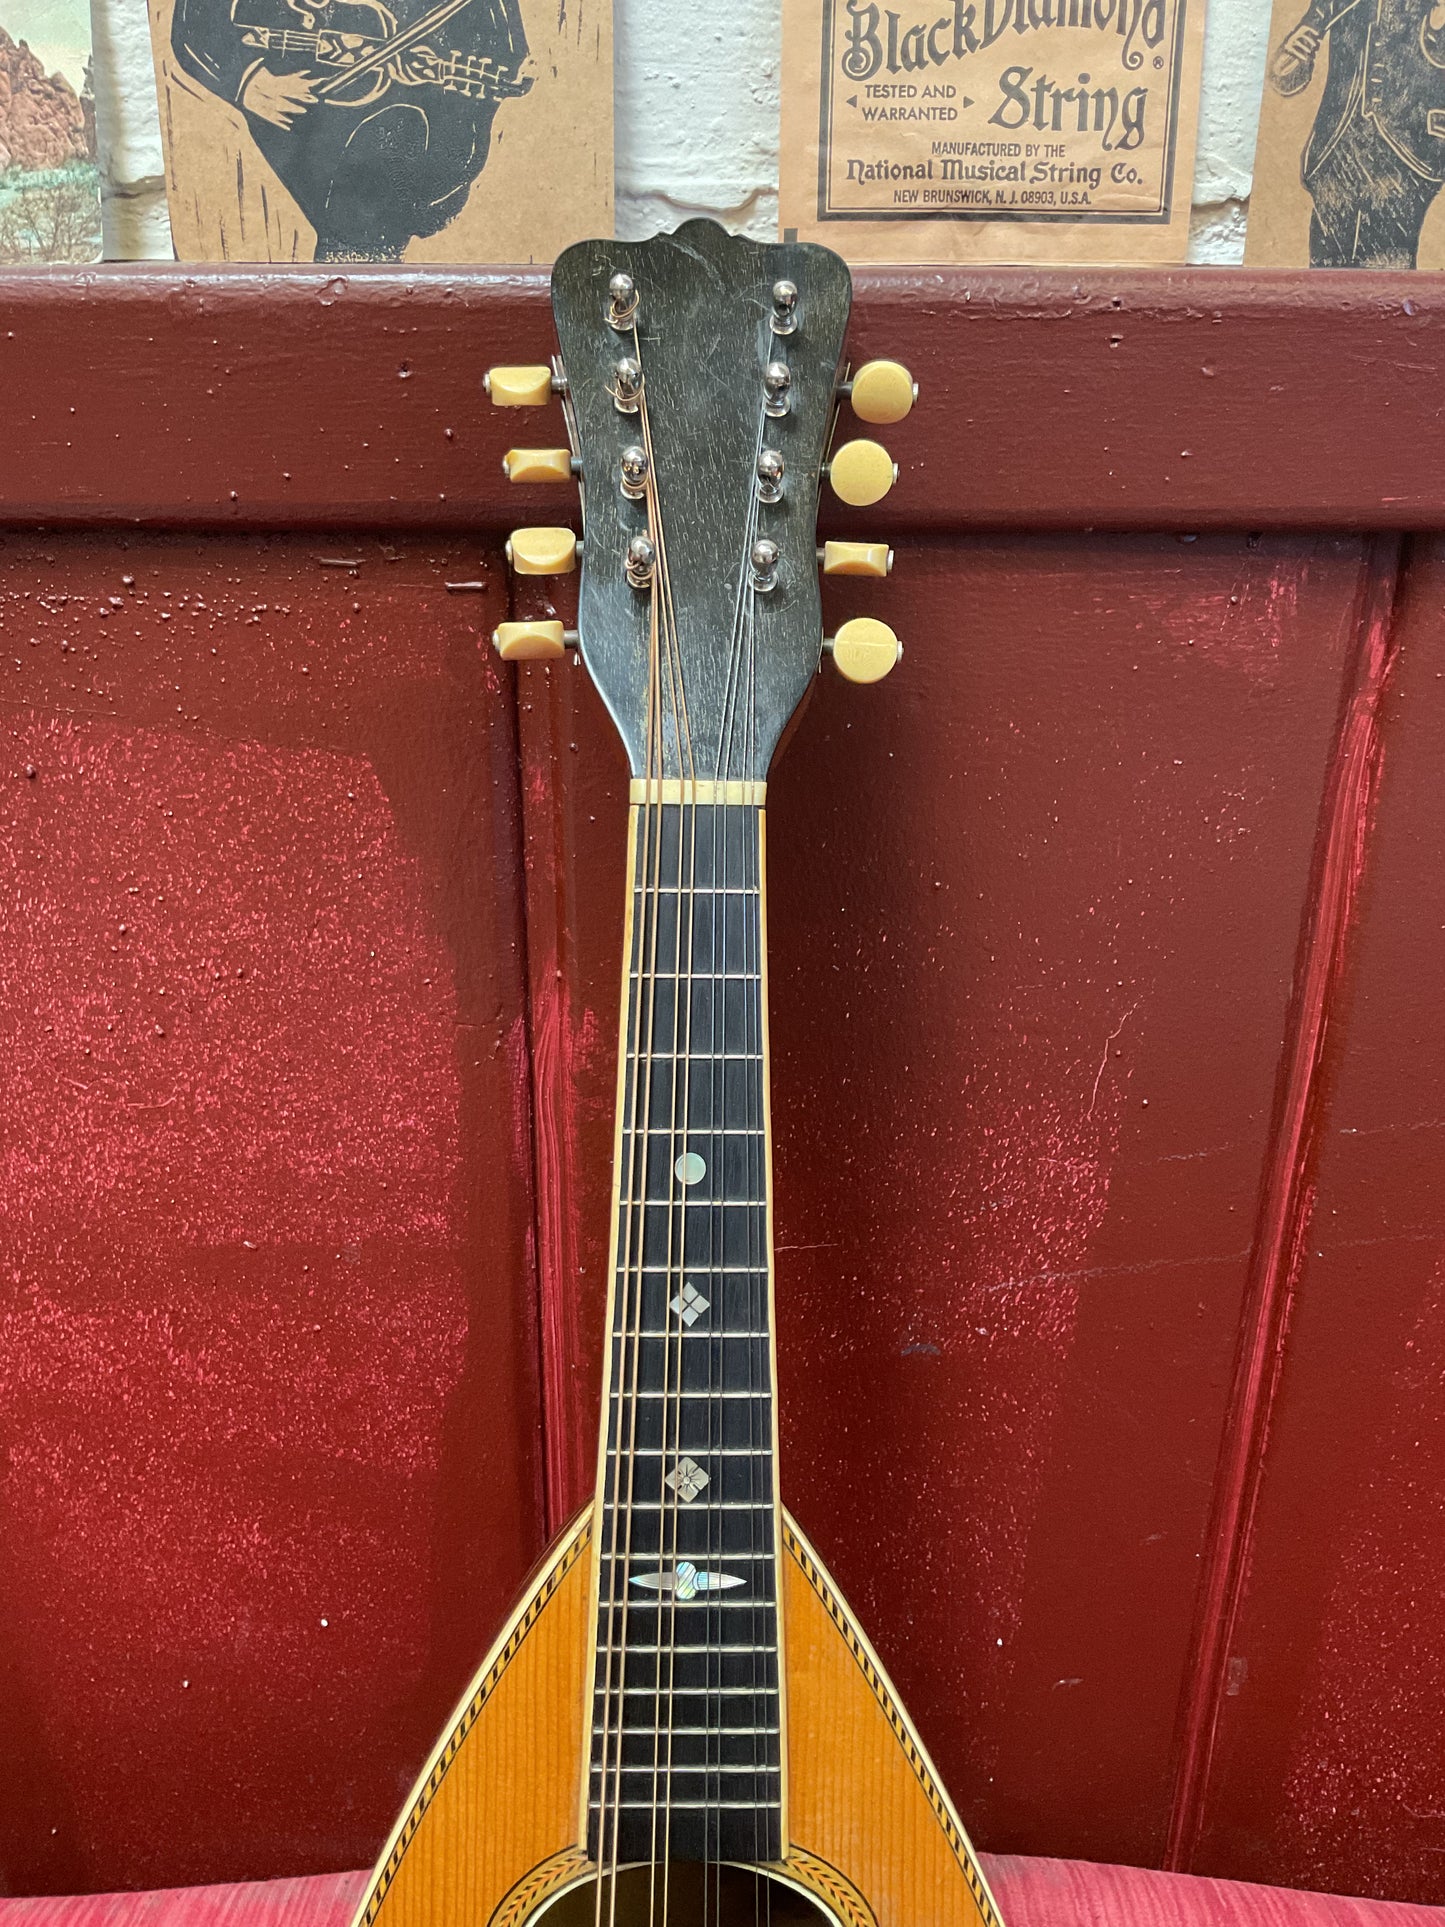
[351, 1507, 1001, 1927]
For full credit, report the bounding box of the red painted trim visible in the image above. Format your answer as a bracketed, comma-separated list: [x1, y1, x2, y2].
[1164, 537, 1407, 1868]
[3, 267, 1445, 530]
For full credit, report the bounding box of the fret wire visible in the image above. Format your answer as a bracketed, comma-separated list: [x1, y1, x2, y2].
[605, 1680, 780, 1694]
[596, 1599, 777, 1612]
[613, 1641, 777, 1654]
[612, 1734, 782, 1749]
[600, 1499, 775, 1512]
[590, 1802, 780, 1812]
[611, 1389, 771, 1401]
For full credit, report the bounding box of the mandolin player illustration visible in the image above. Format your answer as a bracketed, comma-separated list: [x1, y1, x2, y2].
[169, 0, 531, 259]
[1269, 0, 1445, 266]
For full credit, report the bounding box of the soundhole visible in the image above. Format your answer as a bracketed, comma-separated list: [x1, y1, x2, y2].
[533, 1862, 840, 1925]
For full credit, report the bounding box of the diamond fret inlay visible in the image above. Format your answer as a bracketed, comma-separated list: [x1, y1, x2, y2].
[671, 1281, 710, 1326]
[665, 1456, 710, 1502]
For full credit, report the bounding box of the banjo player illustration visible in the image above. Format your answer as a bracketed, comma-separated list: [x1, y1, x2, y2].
[170, 0, 532, 260]
[1269, 0, 1445, 266]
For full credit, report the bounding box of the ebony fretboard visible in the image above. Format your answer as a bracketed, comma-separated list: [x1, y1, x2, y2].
[589, 800, 782, 1867]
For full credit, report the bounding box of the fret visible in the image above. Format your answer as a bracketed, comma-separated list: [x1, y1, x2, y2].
[591, 1801, 780, 1812]
[624, 1734, 782, 1749]
[615, 1640, 777, 1653]
[600, 1500, 774, 1515]
[632, 1263, 770, 1276]
[623, 1446, 771, 1458]
[631, 1055, 770, 1071]
[596, 1599, 777, 1614]
[629, 970, 762, 983]
[604, 1682, 780, 1697]
[613, 1389, 771, 1402]
[620, 1325, 771, 1337]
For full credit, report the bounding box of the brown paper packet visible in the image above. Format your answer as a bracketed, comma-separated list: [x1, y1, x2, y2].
[781, 0, 1207, 265]
[147, 0, 611, 263]
[1248, 0, 1445, 268]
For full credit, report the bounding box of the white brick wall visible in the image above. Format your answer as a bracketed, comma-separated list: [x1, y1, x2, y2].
[92, 0, 1273, 263]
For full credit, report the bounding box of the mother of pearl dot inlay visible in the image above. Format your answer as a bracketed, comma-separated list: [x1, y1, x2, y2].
[675, 1151, 706, 1186]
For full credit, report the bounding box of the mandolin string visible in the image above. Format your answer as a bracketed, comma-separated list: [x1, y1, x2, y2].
[708, 398, 763, 1925]
[742, 388, 768, 1909]
[637, 387, 700, 1927]
[718, 460, 756, 1927]
[595, 347, 666, 1927]
[724, 394, 772, 1924]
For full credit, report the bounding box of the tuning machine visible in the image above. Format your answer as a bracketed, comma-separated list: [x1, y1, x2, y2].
[820, 540, 893, 580]
[840, 359, 917, 425]
[484, 364, 569, 407]
[505, 527, 579, 575]
[492, 620, 578, 663]
[827, 440, 898, 508]
[824, 617, 902, 685]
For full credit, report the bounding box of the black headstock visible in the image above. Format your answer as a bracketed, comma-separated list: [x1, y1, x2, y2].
[487, 220, 912, 786]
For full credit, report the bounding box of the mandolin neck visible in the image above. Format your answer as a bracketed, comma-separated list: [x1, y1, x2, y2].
[589, 793, 785, 1868]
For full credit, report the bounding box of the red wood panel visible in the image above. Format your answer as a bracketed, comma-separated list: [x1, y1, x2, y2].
[770, 535, 1374, 1869]
[0, 533, 544, 1895]
[511, 533, 1380, 1867]
[0, 273, 1442, 1908]
[1187, 542, 1445, 1905]
[5, 269, 1445, 531]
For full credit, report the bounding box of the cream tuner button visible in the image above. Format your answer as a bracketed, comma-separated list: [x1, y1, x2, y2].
[826, 617, 903, 685]
[506, 527, 579, 575]
[849, 359, 918, 425]
[822, 540, 893, 579]
[828, 440, 898, 508]
[484, 365, 555, 407]
[503, 448, 575, 484]
[492, 621, 573, 662]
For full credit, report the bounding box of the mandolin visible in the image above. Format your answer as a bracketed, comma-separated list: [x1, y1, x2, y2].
[351, 220, 1003, 1927]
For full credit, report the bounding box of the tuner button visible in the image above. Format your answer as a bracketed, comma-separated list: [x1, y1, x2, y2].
[506, 527, 579, 576]
[822, 539, 894, 579]
[503, 448, 575, 484]
[827, 617, 903, 685]
[829, 440, 898, 508]
[850, 360, 918, 425]
[492, 620, 571, 662]
[484, 364, 555, 408]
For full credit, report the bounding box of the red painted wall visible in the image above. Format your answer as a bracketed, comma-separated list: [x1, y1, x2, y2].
[0, 271, 1441, 1906]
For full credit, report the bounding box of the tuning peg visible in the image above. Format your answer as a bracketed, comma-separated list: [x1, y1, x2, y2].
[828, 440, 898, 508]
[825, 617, 902, 685]
[492, 620, 577, 663]
[484, 365, 563, 407]
[821, 540, 893, 579]
[845, 360, 917, 426]
[506, 527, 579, 575]
[503, 448, 577, 484]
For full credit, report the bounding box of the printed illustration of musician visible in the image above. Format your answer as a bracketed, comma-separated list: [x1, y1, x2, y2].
[1270, 0, 1445, 266]
[170, 0, 531, 259]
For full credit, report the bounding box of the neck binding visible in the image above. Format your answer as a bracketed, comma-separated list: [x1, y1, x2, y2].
[588, 798, 784, 1868]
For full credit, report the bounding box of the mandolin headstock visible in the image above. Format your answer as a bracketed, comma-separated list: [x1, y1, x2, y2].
[487, 219, 914, 786]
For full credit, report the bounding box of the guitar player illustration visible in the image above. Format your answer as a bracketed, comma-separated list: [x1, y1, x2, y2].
[169, 0, 531, 259]
[1269, 0, 1445, 266]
